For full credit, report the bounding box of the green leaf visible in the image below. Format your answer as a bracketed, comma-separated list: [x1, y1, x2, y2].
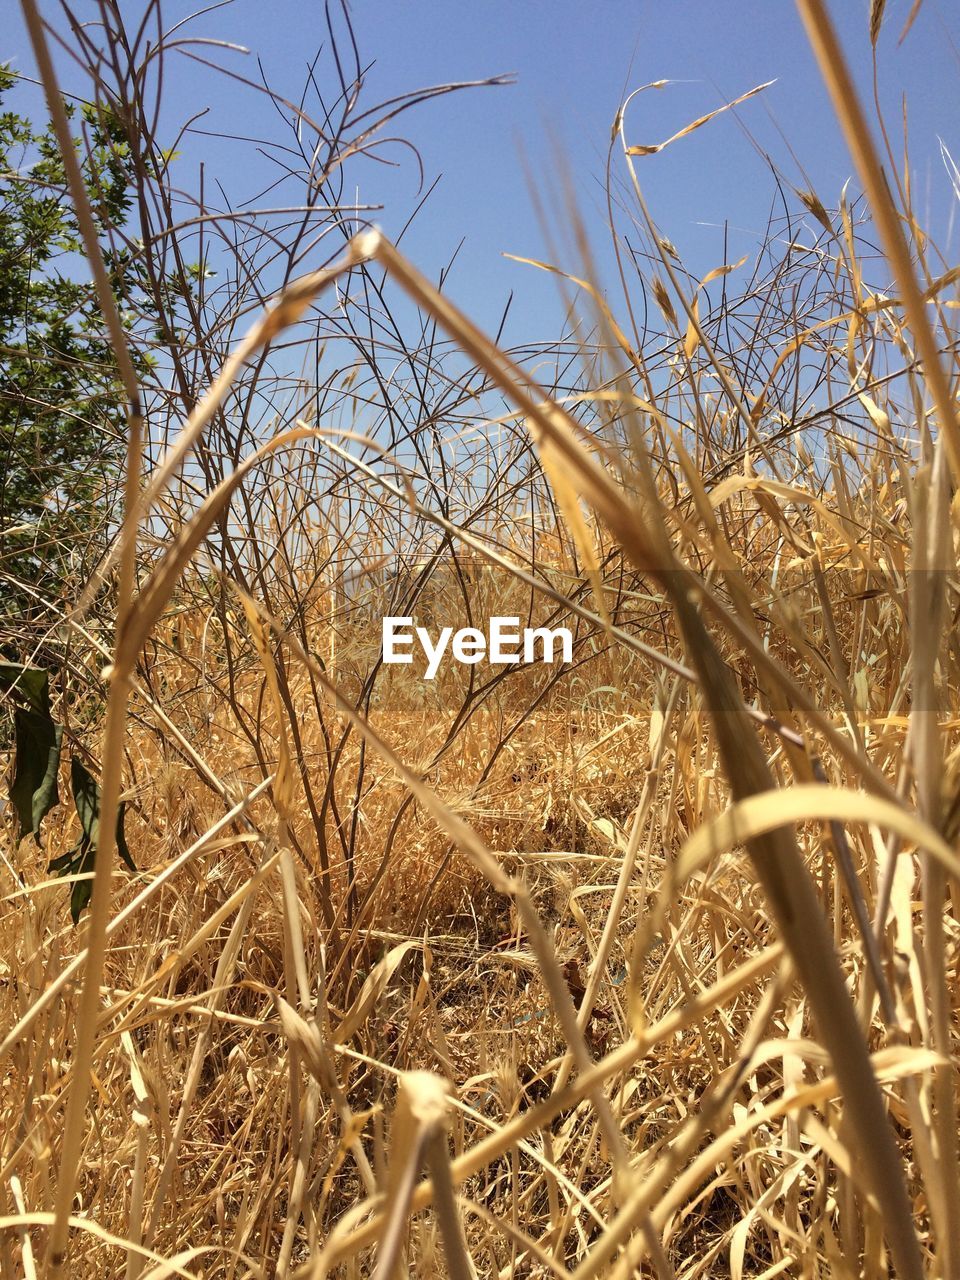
[71, 755, 100, 843]
[48, 758, 136, 923]
[72, 757, 135, 868]
[116, 799, 135, 872]
[9, 705, 62, 841]
[48, 834, 95, 924]
[0, 661, 51, 714]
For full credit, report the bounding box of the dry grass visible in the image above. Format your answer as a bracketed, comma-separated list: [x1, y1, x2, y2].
[2, 1, 960, 1276]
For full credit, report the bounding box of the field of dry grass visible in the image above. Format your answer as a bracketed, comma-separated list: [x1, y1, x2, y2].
[3, 1, 960, 1276]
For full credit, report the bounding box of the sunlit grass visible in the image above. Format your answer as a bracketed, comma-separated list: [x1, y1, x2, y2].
[2, 1, 959, 1276]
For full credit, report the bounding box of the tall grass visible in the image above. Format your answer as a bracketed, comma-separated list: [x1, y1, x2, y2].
[2, 1, 959, 1275]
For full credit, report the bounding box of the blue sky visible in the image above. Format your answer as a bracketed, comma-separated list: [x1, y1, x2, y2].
[7, 0, 960, 345]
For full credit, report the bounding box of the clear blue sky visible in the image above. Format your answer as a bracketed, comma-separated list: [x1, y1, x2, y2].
[7, 0, 960, 344]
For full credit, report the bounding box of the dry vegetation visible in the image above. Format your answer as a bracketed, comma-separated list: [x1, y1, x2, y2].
[3, 0, 960, 1276]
